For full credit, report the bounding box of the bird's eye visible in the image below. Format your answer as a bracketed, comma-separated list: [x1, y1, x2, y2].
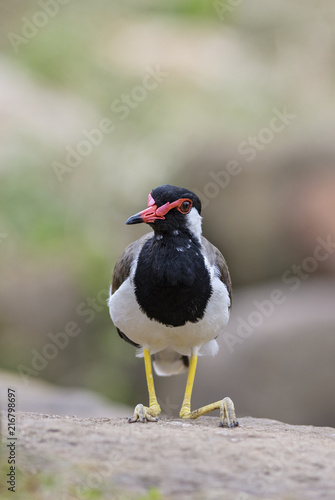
[178, 199, 192, 214]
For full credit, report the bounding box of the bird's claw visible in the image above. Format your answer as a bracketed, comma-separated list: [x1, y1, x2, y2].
[220, 397, 239, 428]
[128, 403, 159, 423]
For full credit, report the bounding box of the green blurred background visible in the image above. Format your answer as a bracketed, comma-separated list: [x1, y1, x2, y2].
[1, 0, 335, 425]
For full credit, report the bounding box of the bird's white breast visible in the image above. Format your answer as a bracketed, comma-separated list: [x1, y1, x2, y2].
[108, 263, 230, 357]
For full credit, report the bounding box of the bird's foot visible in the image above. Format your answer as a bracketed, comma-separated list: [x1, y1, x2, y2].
[128, 403, 161, 423]
[220, 397, 239, 428]
[180, 396, 238, 428]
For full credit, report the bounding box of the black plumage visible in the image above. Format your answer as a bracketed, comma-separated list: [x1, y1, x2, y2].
[134, 233, 212, 327]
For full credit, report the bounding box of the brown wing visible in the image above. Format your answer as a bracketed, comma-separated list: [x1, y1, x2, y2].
[201, 236, 232, 308]
[111, 232, 153, 294]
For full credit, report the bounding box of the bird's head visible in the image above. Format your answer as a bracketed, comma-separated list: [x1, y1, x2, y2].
[126, 185, 202, 239]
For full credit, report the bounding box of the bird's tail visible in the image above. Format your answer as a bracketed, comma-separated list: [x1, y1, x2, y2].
[152, 348, 189, 376]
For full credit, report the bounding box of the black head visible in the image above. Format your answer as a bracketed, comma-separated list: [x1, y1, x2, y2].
[126, 184, 202, 236]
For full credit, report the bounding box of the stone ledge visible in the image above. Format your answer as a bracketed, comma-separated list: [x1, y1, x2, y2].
[1, 411, 335, 500]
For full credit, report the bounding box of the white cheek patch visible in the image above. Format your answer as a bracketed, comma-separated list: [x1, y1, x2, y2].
[186, 208, 202, 242]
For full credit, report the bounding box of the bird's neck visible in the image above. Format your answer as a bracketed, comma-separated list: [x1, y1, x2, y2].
[153, 228, 201, 247]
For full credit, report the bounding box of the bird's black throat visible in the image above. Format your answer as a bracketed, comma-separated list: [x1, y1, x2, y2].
[134, 233, 212, 327]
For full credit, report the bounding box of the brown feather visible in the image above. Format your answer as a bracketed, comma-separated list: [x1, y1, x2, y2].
[201, 236, 232, 307]
[111, 233, 153, 294]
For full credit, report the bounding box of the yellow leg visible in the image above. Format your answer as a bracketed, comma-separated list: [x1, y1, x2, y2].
[179, 353, 238, 428]
[128, 348, 161, 423]
[143, 348, 161, 417]
[179, 353, 198, 418]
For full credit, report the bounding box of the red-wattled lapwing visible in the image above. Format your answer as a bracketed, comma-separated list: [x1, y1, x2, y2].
[108, 185, 238, 427]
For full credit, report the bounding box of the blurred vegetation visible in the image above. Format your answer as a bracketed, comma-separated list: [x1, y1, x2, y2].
[0, 0, 335, 409]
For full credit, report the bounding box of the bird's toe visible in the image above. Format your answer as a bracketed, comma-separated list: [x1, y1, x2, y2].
[220, 397, 239, 428]
[128, 403, 159, 423]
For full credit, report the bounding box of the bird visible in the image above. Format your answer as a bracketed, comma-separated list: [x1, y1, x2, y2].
[108, 184, 238, 427]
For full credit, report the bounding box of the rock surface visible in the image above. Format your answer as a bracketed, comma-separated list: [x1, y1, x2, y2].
[1, 411, 335, 500]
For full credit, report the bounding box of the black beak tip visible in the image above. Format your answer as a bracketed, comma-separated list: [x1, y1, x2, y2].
[126, 213, 144, 225]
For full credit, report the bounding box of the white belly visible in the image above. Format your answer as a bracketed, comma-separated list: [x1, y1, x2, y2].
[108, 276, 230, 356]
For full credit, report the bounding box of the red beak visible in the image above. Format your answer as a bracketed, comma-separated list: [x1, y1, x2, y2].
[126, 204, 164, 224]
[125, 192, 190, 225]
